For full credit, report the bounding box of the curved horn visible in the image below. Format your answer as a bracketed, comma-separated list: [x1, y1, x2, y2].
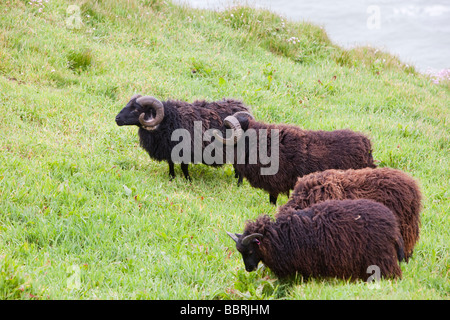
[212, 115, 243, 145]
[241, 233, 263, 246]
[231, 111, 255, 120]
[226, 231, 241, 244]
[137, 96, 164, 128]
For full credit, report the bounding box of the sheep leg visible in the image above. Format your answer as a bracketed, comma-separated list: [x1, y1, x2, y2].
[269, 194, 278, 205]
[181, 163, 191, 181]
[237, 174, 243, 186]
[235, 170, 243, 186]
[168, 161, 175, 181]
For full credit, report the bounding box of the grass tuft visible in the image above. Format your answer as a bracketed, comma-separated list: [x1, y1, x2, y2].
[67, 48, 94, 73]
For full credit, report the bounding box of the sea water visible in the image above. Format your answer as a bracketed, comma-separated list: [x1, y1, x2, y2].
[175, 0, 450, 74]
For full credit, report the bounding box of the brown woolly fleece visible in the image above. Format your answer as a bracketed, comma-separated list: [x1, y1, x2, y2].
[233, 117, 376, 204]
[279, 167, 422, 260]
[243, 199, 404, 280]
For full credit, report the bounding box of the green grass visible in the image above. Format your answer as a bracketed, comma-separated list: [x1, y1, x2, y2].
[0, 0, 449, 300]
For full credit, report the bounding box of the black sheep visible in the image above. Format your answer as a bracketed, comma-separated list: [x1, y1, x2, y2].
[115, 94, 251, 180]
[214, 113, 376, 204]
[227, 199, 405, 280]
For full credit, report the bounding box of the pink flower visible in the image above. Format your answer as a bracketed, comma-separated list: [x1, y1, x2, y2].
[429, 68, 450, 84]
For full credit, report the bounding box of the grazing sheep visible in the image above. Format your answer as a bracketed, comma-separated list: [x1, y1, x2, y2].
[115, 94, 251, 180]
[279, 167, 422, 261]
[214, 113, 376, 204]
[227, 199, 405, 280]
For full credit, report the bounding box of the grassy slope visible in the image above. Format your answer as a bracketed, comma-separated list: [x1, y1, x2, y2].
[0, 0, 448, 299]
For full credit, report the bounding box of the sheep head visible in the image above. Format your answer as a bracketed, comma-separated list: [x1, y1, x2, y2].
[115, 94, 164, 131]
[227, 231, 264, 272]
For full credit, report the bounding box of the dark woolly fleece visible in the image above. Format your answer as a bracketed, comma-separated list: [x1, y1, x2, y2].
[135, 98, 250, 177]
[232, 115, 376, 203]
[243, 199, 404, 280]
[280, 167, 422, 261]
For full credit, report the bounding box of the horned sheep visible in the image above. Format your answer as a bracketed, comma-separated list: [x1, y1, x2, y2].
[214, 112, 376, 204]
[227, 199, 405, 280]
[115, 95, 251, 180]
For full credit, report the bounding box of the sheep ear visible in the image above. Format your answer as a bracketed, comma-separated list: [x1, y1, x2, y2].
[130, 93, 142, 101]
[226, 231, 241, 243]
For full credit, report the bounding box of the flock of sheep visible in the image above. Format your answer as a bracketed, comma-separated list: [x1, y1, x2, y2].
[115, 95, 422, 282]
